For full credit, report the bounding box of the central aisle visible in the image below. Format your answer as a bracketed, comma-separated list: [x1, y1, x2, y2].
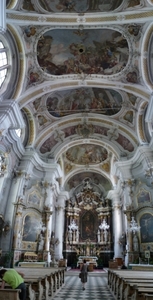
[53, 272, 115, 299]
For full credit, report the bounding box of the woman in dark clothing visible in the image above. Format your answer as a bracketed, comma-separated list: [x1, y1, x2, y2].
[80, 259, 88, 290]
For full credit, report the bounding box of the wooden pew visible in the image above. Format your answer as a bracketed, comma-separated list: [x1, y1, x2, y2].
[2, 270, 47, 300]
[19, 269, 58, 298]
[24, 277, 43, 300]
[108, 269, 153, 300]
[15, 267, 65, 299]
[119, 279, 153, 300]
[143, 294, 153, 299]
[0, 289, 21, 300]
[123, 282, 153, 300]
[118, 273, 153, 298]
[116, 275, 153, 299]
[131, 286, 153, 300]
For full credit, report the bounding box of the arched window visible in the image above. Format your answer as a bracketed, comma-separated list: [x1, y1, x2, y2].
[0, 30, 19, 99]
[0, 40, 8, 88]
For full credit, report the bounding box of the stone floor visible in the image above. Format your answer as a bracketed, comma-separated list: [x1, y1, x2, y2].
[52, 270, 115, 300]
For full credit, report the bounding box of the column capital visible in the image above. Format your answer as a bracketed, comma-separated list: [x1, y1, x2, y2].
[112, 203, 122, 210]
[123, 207, 132, 222]
[55, 205, 64, 212]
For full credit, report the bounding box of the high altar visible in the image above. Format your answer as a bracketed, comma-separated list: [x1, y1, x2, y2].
[77, 256, 98, 271]
[12, 177, 114, 268]
[63, 179, 114, 267]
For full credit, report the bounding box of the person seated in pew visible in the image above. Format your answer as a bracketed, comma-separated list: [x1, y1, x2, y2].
[0, 268, 26, 300]
[121, 261, 127, 269]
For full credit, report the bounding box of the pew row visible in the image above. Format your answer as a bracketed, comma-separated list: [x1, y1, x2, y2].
[108, 269, 153, 300]
[0, 267, 65, 300]
[15, 267, 65, 300]
[130, 286, 153, 300]
[0, 289, 21, 300]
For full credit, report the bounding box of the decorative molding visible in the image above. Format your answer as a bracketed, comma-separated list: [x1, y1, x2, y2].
[0, 1, 6, 33]
[6, 9, 153, 25]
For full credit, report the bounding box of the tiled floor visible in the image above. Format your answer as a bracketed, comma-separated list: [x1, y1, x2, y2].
[52, 271, 115, 300]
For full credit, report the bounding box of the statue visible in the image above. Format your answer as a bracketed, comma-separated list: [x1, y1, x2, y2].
[38, 231, 44, 251]
[133, 233, 139, 252]
[68, 230, 72, 242]
[97, 230, 100, 243]
[104, 230, 108, 242]
[76, 229, 79, 242]
[17, 231, 22, 248]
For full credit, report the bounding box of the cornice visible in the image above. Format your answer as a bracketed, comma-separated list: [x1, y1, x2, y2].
[6, 8, 153, 26]
[18, 80, 150, 108]
[34, 115, 139, 150]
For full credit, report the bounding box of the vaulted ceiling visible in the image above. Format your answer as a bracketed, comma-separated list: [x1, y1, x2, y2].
[5, 0, 153, 195]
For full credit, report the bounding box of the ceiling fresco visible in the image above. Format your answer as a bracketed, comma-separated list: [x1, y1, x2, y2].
[65, 172, 112, 192]
[11, 0, 145, 12]
[5, 0, 152, 197]
[39, 123, 135, 155]
[46, 88, 123, 117]
[38, 0, 123, 13]
[37, 28, 129, 76]
[65, 144, 108, 165]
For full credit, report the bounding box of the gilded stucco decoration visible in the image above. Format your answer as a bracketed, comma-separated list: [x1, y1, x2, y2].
[123, 111, 134, 123]
[101, 161, 111, 173]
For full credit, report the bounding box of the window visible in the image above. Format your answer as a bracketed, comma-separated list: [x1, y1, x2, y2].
[15, 129, 22, 138]
[0, 41, 8, 88]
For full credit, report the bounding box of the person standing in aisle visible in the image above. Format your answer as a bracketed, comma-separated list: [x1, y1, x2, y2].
[80, 259, 88, 290]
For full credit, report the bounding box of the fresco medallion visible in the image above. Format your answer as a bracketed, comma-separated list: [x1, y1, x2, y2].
[38, 0, 123, 13]
[46, 87, 123, 117]
[37, 29, 129, 76]
[65, 144, 108, 165]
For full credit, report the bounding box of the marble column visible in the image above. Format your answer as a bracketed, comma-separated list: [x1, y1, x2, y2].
[112, 203, 123, 258]
[13, 198, 25, 249]
[54, 201, 65, 260]
[54, 192, 69, 260]
[125, 209, 133, 252]
[42, 181, 54, 264]
[107, 188, 125, 259]
[4, 174, 24, 247]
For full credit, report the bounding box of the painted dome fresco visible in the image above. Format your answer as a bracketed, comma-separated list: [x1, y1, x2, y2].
[46, 88, 123, 117]
[38, 0, 123, 13]
[65, 144, 108, 165]
[37, 28, 129, 76]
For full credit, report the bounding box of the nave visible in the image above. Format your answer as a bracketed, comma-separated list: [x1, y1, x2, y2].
[52, 272, 115, 300]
